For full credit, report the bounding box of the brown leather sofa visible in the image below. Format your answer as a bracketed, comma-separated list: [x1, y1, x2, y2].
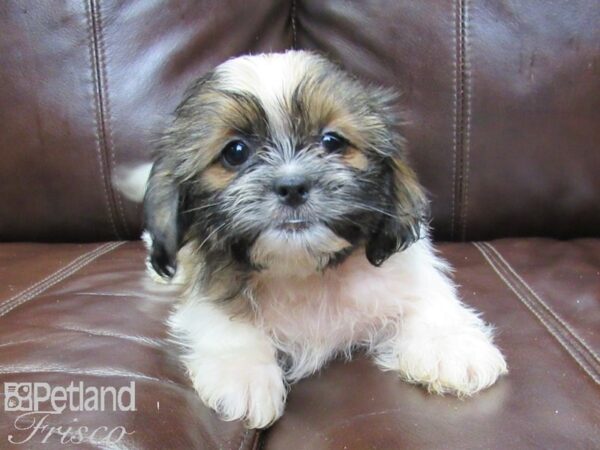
[1, 1, 598, 449]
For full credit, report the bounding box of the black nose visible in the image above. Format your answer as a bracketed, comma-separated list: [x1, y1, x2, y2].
[274, 175, 310, 207]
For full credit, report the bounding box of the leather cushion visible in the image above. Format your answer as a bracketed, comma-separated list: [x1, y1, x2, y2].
[0, 240, 598, 448]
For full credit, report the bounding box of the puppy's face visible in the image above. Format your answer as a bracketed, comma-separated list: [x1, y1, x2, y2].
[145, 51, 427, 281]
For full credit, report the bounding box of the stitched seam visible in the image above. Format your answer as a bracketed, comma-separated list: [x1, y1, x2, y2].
[476, 243, 600, 378]
[0, 244, 112, 310]
[488, 250, 600, 373]
[452, 0, 469, 240]
[0, 242, 121, 317]
[450, 0, 458, 239]
[0, 242, 122, 317]
[95, 1, 131, 237]
[87, 0, 122, 239]
[474, 243, 600, 384]
[481, 242, 600, 374]
[459, 0, 472, 240]
[0, 242, 123, 318]
[474, 242, 600, 383]
[290, 0, 297, 49]
[238, 429, 251, 450]
[251, 429, 263, 450]
[483, 243, 600, 363]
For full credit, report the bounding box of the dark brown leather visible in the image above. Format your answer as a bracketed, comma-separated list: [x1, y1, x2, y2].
[0, 0, 292, 241]
[0, 242, 252, 449]
[2, 1, 599, 241]
[1, 240, 598, 449]
[298, 0, 600, 241]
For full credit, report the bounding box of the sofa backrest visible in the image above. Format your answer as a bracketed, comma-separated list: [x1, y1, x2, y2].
[1, 0, 598, 242]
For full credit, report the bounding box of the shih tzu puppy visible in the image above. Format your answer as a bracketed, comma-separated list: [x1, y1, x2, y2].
[125, 50, 507, 428]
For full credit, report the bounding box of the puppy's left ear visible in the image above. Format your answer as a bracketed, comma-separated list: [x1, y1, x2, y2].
[366, 159, 429, 266]
[363, 87, 429, 266]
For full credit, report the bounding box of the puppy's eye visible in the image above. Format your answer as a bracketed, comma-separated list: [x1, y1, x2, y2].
[221, 141, 250, 167]
[321, 133, 347, 152]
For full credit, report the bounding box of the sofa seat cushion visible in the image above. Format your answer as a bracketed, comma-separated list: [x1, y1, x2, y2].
[0, 240, 598, 449]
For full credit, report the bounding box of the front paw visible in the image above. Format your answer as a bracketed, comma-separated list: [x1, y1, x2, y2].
[377, 330, 508, 396]
[189, 357, 287, 429]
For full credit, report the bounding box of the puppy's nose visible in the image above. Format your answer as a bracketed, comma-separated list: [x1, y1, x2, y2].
[274, 175, 310, 207]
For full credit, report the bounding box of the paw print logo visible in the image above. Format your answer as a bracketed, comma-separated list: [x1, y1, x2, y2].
[4, 383, 33, 412]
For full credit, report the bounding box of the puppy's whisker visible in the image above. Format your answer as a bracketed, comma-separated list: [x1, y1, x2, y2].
[348, 203, 397, 219]
[183, 203, 220, 214]
[195, 222, 228, 253]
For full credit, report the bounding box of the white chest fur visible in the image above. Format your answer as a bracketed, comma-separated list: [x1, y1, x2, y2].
[247, 241, 437, 380]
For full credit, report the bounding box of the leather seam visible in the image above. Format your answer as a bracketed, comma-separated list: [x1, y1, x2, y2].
[0, 242, 124, 318]
[459, 0, 472, 240]
[452, 0, 470, 240]
[473, 242, 600, 384]
[474, 242, 600, 383]
[291, 0, 298, 49]
[86, 0, 122, 239]
[450, 0, 458, 239]
[477, 242, 600, 382]
[0, 245, 111, 308]
[251, 429, 263, 450]
[238, 428, 251, 450]
[483, 242, 600, 363]
[94, 1, 131, 237]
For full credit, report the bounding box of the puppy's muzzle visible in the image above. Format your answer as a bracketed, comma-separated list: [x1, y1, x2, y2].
[273, 175, 311, 207]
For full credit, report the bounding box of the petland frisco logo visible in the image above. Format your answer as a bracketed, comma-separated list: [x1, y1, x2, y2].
[3, 381, 135, 445]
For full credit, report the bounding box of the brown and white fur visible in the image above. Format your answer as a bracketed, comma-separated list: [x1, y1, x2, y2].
[121, 51, 507, 429]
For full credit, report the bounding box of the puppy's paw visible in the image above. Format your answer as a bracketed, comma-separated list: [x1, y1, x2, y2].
[376, 330, 507, 396]
[190, 358, 287, 429]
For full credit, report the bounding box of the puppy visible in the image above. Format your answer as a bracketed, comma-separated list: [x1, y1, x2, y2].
[134, 50, 507, 428]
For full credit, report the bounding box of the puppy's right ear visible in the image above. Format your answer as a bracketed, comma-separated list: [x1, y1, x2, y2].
[143, 71, 215, 277]
[143, 157, 185, 278]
